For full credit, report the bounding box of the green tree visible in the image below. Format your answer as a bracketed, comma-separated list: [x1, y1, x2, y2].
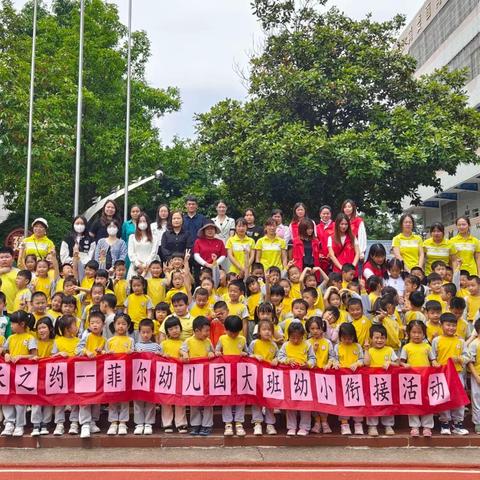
[0, 0, 182, 242]
[194, 0, 480, 219]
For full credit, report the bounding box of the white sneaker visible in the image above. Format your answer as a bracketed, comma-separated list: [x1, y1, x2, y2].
[80, 424, 90, 439]
[253, 423, 263, 436]
[12, 427, 24, 437]
[224, 423, 234, 436]
[143, 424, 153, 435]
[118, 422, 128, 435]
[134, 424, 144, 435]
[107, 423, 118, 435]
[69, 421, 79, 435]
[53, 423, 64, 436]
[266, 424, 277, 435]
[286, 429, 296, 436]
[90, 422, 101, 434]
[40, 427, 49, 435]
[440, 423, 451, 435]
[452, 423, 469, 435]
[31, 427, 41, 437]
[1, 423, 14, 436]
[297, 428, 309, 436]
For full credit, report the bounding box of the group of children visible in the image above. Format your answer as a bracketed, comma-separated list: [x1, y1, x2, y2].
[1, 233, 480, 440]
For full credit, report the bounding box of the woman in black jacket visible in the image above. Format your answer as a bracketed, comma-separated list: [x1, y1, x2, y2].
[160, 210, 193, 262]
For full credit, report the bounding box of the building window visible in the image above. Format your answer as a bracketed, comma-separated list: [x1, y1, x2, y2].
[448, 33, 480, 82]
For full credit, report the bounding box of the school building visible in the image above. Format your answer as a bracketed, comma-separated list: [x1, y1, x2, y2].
[399, 0, 480, 238]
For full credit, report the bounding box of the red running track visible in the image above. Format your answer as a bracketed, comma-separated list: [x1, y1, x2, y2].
[0, 466, 479, 480]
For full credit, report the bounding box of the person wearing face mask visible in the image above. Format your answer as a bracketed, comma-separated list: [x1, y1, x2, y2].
[61, 216, 96, 266]
[94, 221, 127, 272]
[127, 212, 159, 279]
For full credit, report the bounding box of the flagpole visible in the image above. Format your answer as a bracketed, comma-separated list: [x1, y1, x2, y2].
[73, 0, 85, 217]
[24, 0, 38, 235]
[123, 0, 132, 222]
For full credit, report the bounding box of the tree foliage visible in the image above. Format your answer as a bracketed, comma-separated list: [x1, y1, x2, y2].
[194, 0, 480, 218]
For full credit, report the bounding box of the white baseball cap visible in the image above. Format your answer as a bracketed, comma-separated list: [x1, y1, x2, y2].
[31, 217, 49, 228]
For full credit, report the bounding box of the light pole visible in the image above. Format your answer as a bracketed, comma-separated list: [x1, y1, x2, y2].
[124, 0, 133, 221]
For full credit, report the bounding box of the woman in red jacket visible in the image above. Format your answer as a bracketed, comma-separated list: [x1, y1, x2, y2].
[292, 218, 321, 270]
[316, 205, 334, 272]
[327, 213, 360, 273]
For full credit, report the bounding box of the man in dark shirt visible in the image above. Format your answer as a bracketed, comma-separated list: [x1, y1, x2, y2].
[183, 195, 207, 241]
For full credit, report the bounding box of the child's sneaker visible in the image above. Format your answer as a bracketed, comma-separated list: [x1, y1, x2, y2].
[1, 423, 14, 436]
[235, 423, 246, 437]
[107, 422, 118, 436]
[164, 425, 174, 434]
[143, 424, 153, 435]
[384, 426, 395, 436]
[90, 422, 100, 434]
[297, 428, 309, 436]
[189, 426, 201, 436]
[134, 424, 144, 435]
[354, 423, 364, 435]
[53, 423, 64, 436]
[340, 423, 351, 435]
[224, 423, 234, 436]
[80, 424, 90, 439]
[177, 425, 188, 434]
[440, 423, 451, 435]
[68, 422, 79, 435]
[321, 422, 332, 434]
[266, 424, 277, 435]
[422, 428, 432, 437]
[311, 421, 321, 434]
[199, 426, 212, 436]
[253, 423, 263, 436]
[286, 429, 296, 436]
[31, 427, 41, 437]
[410, 428, 420, 437]
[368, 426, 379, 437]
[117, 422, 128, 435]
[12, 426, 24, 437]
[452, 423, 469, 435]
[40, 427, 49, 435]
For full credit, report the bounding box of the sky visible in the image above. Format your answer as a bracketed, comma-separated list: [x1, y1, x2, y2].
[13, 0, 422, 143]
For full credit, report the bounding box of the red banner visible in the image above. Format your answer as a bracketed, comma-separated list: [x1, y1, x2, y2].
[0, 354, 469, 416]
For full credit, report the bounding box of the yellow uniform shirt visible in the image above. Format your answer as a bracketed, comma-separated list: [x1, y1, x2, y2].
[432, 335, 466, 372]
[107, 335, 134, 353]
[124, 294, 153, 329]
[160, 314, 193, 341]
[283, 318, 306, 340]
[226, 235, 255, 274]
[53, 336, 80, 357]
[400, 342, 434, 367]
[216, 334, 246, 355]
[449, 234, 480, 276]
[306, 307, 323, 320]
[455, 318, 469, 340]
[423, 237, 456, 275]
[375, 315, 401, 350]
[405, 310, 426, 325]
[247, 292, 262, 319]
[160, 338, 183, 358]
[23, 234, 55, 259]
[165, 287, 188, 306]
[0, 268, 19, 312]
[308, 337, 332, 368]
[284, 341, 312, 365]
[5, 332, 36, 356]
[81, 277, 95, 303]
[147, 278, 167, 307]
[467, 294, 480, 322]
[226, 301, 249, 319]
[290, 282, 302, 300]
[113, 279, 129, 308]
[426, 293, 447, 312]
[13, 288, 32, 311]
[47, 309, 62, 321]
[190, 303, 213, 319]
[181, 336, 212, 359]
[254, 236, 286, 271]
[469, 339, 480, 375]
[81, 332, 106, 354]
[55, 277, 64, 293]
[33, 275, 53, 302]
[335, 343, 363, 368]
[250, 339, 277, 361]
[426, 321, 443, 343]
[352, 315, 372, 347]
[37, 339, 54, 358]
[458, 288, 469, 299]
[392, 233, 423, 271]
[282, 296, 293, 314]
[314, 288, 325, 311]
[368, 346, 396, 367]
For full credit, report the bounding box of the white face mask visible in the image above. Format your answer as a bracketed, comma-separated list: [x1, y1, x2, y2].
[74, 224, 85, 234]
[107, 227, 118, 236]
[138, 222, 148, 231]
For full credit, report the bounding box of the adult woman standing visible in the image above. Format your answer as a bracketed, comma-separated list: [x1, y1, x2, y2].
[244, 208, 264, 243]
[212, 200, 235, 244]
[288, 202, 312, 243]
[449, 217, 480, 275]
[341, 199, 367, 261]
[392, 214, 424, 272]
[94, 220, 127, 271]
[193, 221, 227, 269]
[316, 205, 335, 272]
[89, 200, 122, 241]
[121, 204, 141, 244]
[160, 210, 193, 261]
[272, 209, 290, 244]
[327, 213, 360, 273]
[292, 218, 321, 270]
[127, 213, 158, 278]
[60, 216, 95, 266]
[423, 223, 457, 275]
[20, 218, 55, 260]
[151, 204, 171, 246]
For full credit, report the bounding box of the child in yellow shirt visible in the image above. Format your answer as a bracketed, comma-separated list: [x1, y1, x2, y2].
[113, 260, 129, 309]
[13, 270, 32, 311]
[124, 276, 153, 332]
[347, 297, 372, 348]
[425, 300, 443, 343]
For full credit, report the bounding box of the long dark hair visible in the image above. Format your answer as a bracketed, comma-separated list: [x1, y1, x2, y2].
[100, 200, 121, 227]
[135, 212, 153, 242]
[156, 204, 171, 229]
[298, 218, 315, 241]
[341, 199, 358, 219]
[292, 202, 307, 223]
[333, 213, 355, 246]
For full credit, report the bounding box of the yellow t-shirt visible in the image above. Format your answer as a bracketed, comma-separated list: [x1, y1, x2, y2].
[282, 296, 293, 314]
[23, 234, 54, 259]
[458, 288, 470, 299]
[226, 301, 249, 319]
[165, 287, 188, 306]
[37, 339, 54, 358]
[107, 335, 134, 353]
[53, 336, 80, 357]
[433, 335, 465, 372]
[216, 334, 246, 355]
[182, 336, 212, 359]
[405, 310, 426, 325]
[467, 294, 480, 322]
[190, 303, 213, 319]
[250, 339, 277, 361]
[147, 278, 167, 307]
[426, 321, 443, 343]
[368, 346, 395, 367]
[290, 282, 302, 300]
[160, 314, 193, 341]
[376, 315, 401, 350]
[283, 318, 306, 340]
[308, 337, 332, 368]
[314, 288, 325, 311]
[392, 233, 423, 271]
[423, 237, 456, 275]
[401, 342, 433, 367]
[113, 279, 129, 308]
[124, 294, 153, 329]
[226, 235, 255, 274]
[455, 318, 469, 340]
[336, 343, 363, 368]
[449, 234, 480, 276]
[6, 332, 36, 356]
[55, 277, 64, 293]
[33, 275, 53, 302]
[47, 309, 62, 321]
[469, 339, 480, 375]
[352, 316, 372, 347]
[247, 292, 262, 319]
[284, 341, 311, 365]
[254, 236, 286, 271]
[306, 307, 323, 320]
[81, 277, 95, 303]
[13, 288, 32, 311]
[82, 332, 106, 354]
[426, 293, 447, 312]
[160, 338, 183, 358]
[0, 268, 19, 312]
